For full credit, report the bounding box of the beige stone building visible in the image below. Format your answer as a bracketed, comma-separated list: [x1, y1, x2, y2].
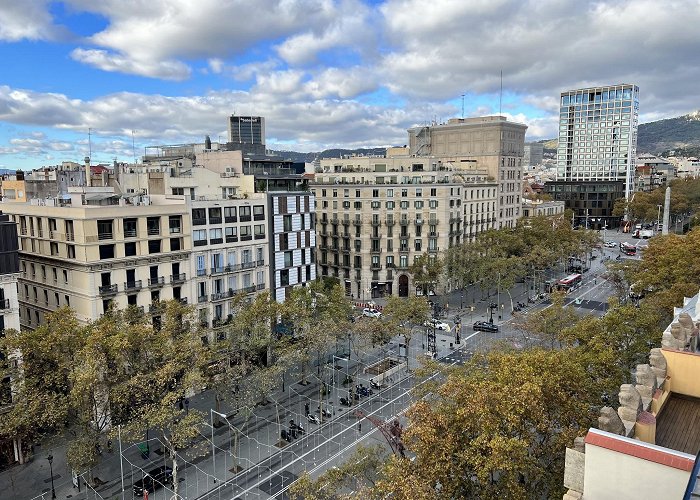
[313, 154, 495, 298]
[408, 115, 527, 229]
[1, 188, 191, 328]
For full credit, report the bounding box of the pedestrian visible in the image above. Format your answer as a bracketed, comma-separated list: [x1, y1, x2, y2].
[305, 402, 310, 416]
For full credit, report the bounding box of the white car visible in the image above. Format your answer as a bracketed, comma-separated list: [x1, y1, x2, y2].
[425, 318, 450, 331]
[362, 308, 382, 318]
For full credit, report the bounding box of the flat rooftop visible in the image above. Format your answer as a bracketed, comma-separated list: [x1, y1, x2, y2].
[656, 394, 700, 455]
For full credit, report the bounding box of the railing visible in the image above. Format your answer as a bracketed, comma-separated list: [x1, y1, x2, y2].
[211, 267, 225, 275]
[196, 268, 207, 277]
[225, 216, 238, 223]
[211, 290, 234, 301]
[240, 234, 252, 241]
[99, 284, 118, 295]
[242, 285, 257, 293]
[241, 261, 256, 270]
[370, 247, 382, 253]
[257, 259, 265, 266]
[124, 280, 142, 291]
[253, 214, 265, 221]
[198, 295, 208, 303]
[256, 283, 266, 290]
[400, 219, 410, 225]
[415, 219, 424, 225]
[209, 217, 222, 224]
[169, 226, 182, 234]
[148, 277, 165, 287]
[226, 235, 238, 243]
[370, 263, 382, 270]
[385, 219, 396, 226]
[682, 448, 700, 499]
[98, 232, 113, 240]
[147, 227, 160, 236]
[124, 229, 137, 238]
[371, 220, 381, 226]
[194, 239, 207, 247]
[149, 302, 165, 314]
[171, 273, 186, 283]
[254, 233, 265, 240]
[353, 219, 362, 226]
[239, 215, 252, 222]
[341, 219, 350, 225]
[210, 238, 224, 245]
[192, 218, 207, 226]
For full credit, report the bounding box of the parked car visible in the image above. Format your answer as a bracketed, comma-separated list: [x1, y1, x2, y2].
[133, 466, 173, 496]
[362, 308, 382, 318]
[473, 321, 499, 333]
[424, 318, 450, 331]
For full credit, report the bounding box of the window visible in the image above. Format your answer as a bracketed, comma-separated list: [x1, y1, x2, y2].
[400, 201, 409, 209]
[63, 270, 68, 284]
[170, 238, 181, 251]
[254, 224, 265, 239]
[414, 201, 424, 209]
[124, 218, 137, 237]
[429, 200, 438, 209]
[284, 251, 293, 267]
[239, 206, 251, 221]
[146, 217, 160, 235]
[225, 226, 238, 242]
[192, 208, 206, 225]
[415, 239, 422, 251]
[280, 269, 290, 286]
[148, 240, 161, 254]
[209, 228, 223, 244]
[240, 226, 252, 240]
[256, 247, 264, 263]
[99, 244, 115, 259]
[196, 255, 206, 276]
[208, 207, 222, 224]
[169, 216, 182, 234]
[387, 189, 393, 198]
[386, 201, 395, 209]
[224, 206, 237, 222]
[193, 229, 207, 246]
[253, 205, 265, 220]
[67, 244, 75, 258]
[97, 219, 113, 240]
[50, 242, 59, 256]
[125, 242, 137, 256]
[400, 255, 408, 268]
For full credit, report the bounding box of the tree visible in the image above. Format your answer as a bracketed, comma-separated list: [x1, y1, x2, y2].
[382, 295, 430, 369]
[0, 308, 83, 463]
[408, 252, 443, 296]
[514, 291, 581, 349]
[289, 444, 388, 499]
[372, 348, 611, 499]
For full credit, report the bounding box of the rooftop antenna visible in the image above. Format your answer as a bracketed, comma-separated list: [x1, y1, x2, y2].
[499, 70, 503, 116]
[131, 130, 136, 164]
[461, 94, 465, 119]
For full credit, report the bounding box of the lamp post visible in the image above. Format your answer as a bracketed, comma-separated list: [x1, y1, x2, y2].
[47, 454, 56, 500]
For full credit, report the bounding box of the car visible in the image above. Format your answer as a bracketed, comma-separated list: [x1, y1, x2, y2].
[425, 318, 451, 331]
[473, 321, 499, 333]
[362, 308, 381, 318]
[133, 466, 173, 496]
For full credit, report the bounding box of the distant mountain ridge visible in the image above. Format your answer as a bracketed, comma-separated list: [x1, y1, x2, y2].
[538, 111, 700, 156]
[272, 112, 700, 161]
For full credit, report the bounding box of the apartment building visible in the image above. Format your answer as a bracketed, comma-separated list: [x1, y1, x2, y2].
[313, 155, 489, 298]
[0, 188, 191, 328]
[408, 115, 527, 229]
[189, 196, 269, 329]
[547, 84, 639, 228]
[269, 191, 317, 303]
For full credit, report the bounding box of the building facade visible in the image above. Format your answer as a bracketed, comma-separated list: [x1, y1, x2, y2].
[313, 155, 495, 298]
[521, 200, 566, 218]
[227, 115, 266, 156]
[553, 84, 639, 226]
[544, 180, 625, 229]
[269, 192, 317, 303]
[1, 190, 191, 328]
[407, 116, 527, 229]
[524, 142, 544, 167]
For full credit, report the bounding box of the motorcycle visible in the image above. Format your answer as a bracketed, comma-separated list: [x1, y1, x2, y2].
[318, 406, 332, 418]
[307, 413, 320, 424]
[369, 379, 381, 390]
[289, 420, 305, 434]
[339, 397, 352, 407]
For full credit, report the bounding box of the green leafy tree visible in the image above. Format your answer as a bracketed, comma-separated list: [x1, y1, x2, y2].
[382, 295, 430, 369]
[372, 348, 611, 499]
[408, 252, 444, 296]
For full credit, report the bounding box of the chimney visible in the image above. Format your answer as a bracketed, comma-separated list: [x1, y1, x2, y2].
[84, 156, 91, 187]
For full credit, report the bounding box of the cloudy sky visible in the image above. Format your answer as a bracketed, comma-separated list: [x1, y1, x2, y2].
[0, 0, 699, 169]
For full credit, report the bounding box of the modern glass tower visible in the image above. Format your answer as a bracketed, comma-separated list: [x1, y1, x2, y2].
[556, 84, 639, 201]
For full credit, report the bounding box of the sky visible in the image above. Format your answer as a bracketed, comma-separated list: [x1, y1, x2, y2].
[0, 0, 699, 169]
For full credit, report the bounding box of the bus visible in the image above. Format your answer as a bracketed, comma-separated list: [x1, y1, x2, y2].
[620, 242, 637, 256]
[555, 273, 583, 292]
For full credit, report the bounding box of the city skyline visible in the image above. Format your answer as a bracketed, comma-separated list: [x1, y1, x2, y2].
[0, 0, 699, 169]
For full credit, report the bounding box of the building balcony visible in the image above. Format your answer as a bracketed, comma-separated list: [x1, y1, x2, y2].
[169, 226, 182, 234]
[124, 280, 142, 291]
[149, 302, 166, 314]
[171, 273, 186, 284]
[341, 219, 350, 226]
[198, 295, 208, 303]
[242, 285, 257, 294]
[370, 248, 382, 254]
[192, 218, 207, 226]
[225, 215, 238, 223]
[209, 217, 222, 225]
[124, 229, 138, 238]
[385, 219, 396, 226]
[241, 261, 256, 270]
[148, 277, 165, 287]
[257, 259, 265, 266]
[352, 219, 363, 226]
[211, 290, 234, 301]
[210, 238, 224, 245]
[371, 220, 381, 227]
[415, 219, 424, 225]
[428, 219, 439, 225]
[147, 227, 161, 236]
[211, 267, 225, 275]
[99, 284, 118, 295]
[194, 239, 207, 247]
[179, 297, 188, 305]
[254, 214, 265, 221]
[256, 283, 266, 290]
[399, 219, 410, 226]
[330, 218, 339, 225]
[370, 263, 382, 270]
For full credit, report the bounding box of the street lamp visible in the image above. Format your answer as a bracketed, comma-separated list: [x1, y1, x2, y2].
[47, 454, 56, 500]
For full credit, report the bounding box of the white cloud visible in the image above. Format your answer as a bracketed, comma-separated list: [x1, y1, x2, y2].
[208, 58, 224, 74]
[0, 0, 58, 41]
[70, 48, 191, 81]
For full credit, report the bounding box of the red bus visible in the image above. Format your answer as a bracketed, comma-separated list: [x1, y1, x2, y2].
[620, 242, 637, 256]
[555, 273, 583, 292]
